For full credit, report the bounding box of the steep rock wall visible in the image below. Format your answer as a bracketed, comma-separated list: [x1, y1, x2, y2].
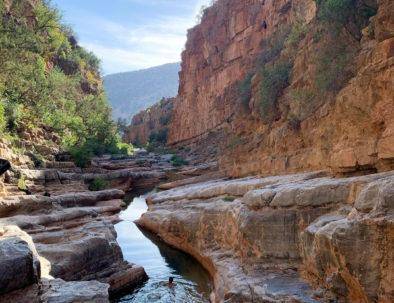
[163, 0, 393, 177]
[170, 0, 309, 145]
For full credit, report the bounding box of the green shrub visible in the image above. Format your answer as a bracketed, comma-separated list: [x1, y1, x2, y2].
[223, 196, 235, 202]
[149, 128, 168, 145]
[315, 0, 377, 39]
[159, 115, 171, 126]
[17, 175, 27, 191]
[239, 73, 253, 107]
[69, 134, 134, 167]
[171, 155, 188, 167]
[69, 145, 93, 168]
[312, 0, 377, 94]
[315, 41, 355, 93]
[286, 21, 307, 48]
[316, 0, 354, 24]
[116, 142, 134, 155]
[29, 151, 45, 168]
[290, 88, 315, 103]
[259, 61, 293, 123]
[259, 26, 291, 65]
[0, 100, 5, 134]
[227, 135, 244, 149]
[89, 178, 108, 191]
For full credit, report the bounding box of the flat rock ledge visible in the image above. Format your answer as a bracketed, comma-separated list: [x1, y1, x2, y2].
[138, 171, 394, 303]
[0, 189, 148, 302]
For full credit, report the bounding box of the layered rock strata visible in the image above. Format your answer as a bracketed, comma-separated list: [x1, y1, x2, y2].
[0, 188, 147, 302]
[138, 171, 394, 302]
[0, 148, 206, 302]
[0, 152, 175, 301]
[130, 0, 393, 177]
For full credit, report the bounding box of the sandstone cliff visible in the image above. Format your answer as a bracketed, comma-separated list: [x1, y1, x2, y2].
[125, 98, 173, 146]
[130, 0, 393, 177]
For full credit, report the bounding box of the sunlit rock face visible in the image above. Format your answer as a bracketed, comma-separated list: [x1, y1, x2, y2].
[170, 0, 300, 145]
[125, 98, 174, 146]
[165, 0, 393, 177]
[138, 171, 394, 303]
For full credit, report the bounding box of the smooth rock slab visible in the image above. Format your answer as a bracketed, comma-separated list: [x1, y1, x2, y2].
[41, 278, 109, 303]
[0, 237, 39, 294]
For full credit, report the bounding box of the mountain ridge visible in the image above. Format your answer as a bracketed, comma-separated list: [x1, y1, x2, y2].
[104, 62, 180, 121]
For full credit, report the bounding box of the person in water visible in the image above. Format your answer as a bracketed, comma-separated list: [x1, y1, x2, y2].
[168, 277, 175, 288]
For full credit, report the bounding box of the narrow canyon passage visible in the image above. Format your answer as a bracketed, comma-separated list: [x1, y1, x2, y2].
[114, 193, 212, 303]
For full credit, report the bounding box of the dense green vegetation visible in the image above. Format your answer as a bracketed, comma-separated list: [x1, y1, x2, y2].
[0, 0, 131, 165]
[313, 0, 377, 93]
[239, 73, 253, 107]
[223, 196, 235, 202]
[88, 177, 108, 191]
[170, 155, 188, 167]
[259, 61, 292, 123]
[149, 128, 169, 145]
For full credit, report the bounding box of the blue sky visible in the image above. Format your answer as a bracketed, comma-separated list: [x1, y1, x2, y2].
[52, 0, 211, 74]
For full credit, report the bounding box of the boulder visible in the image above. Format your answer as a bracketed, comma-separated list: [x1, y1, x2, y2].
[0, 237, 40, 294]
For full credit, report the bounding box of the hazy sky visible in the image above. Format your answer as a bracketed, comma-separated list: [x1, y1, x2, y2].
[52, 0, 211, 74]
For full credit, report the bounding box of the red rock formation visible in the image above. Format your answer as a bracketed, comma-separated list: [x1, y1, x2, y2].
[170, 0, 300, 145]
[125, 98, 173, 145]
[162, 0, 394, 177]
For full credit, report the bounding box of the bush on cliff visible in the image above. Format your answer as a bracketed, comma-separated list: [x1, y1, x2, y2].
[259, 61, 292, 123]
[0, 100, 5, 134]
[315, 0, 377, 40]
[17, 175, 27, 191]
[149, 128, 169, 145]
[171, 155, 188, 167]
[89, 178, 108, 191]
[313, 0, 377, 93]
[239, 73, 253, 108]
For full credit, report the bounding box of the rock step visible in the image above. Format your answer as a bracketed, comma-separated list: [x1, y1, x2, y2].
[0, 201, 123, 230]
[27, 180, 88, 196]
[0, 189, 124, 218]
[139, 171, 394, 302]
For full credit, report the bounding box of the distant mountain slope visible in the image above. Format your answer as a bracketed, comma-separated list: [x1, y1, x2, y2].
[104, 62, 180, 120]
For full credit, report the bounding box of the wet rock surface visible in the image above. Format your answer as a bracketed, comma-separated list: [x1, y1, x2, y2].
[0, 151, 179, 302]
[138, 171, 394, 302]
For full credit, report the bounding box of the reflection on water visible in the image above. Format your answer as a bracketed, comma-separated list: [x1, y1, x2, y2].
[114, 195, 212, 303]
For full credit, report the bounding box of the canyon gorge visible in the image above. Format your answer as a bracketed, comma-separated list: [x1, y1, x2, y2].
[1, 0, 393, 302]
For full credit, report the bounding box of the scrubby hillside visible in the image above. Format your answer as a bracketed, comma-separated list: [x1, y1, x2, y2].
[103, 62, 180, 121]
[0, 0, 129, 167]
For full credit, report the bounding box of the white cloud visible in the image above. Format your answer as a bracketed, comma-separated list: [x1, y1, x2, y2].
[79, 0, 214, 74]
[82, 42, 180, 74]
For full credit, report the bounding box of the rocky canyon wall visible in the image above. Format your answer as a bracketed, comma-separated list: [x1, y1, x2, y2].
[170, 0, 310, 144]
[129, 0, 393, 177]
[125, 98, 173, 146]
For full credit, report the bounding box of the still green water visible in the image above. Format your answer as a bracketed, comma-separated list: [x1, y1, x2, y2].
[114, 194, 212, 303]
